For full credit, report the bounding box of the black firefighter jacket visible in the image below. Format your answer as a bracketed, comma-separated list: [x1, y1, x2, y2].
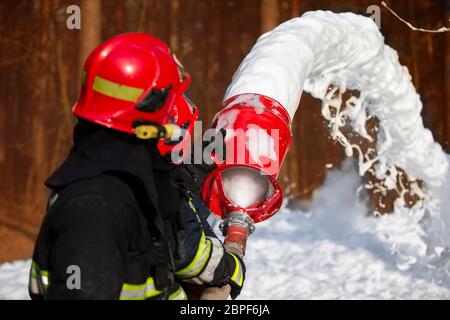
[29, 120, 243, 300]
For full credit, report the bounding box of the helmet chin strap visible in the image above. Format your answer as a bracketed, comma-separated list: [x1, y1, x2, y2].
[134, 123, 181, 141]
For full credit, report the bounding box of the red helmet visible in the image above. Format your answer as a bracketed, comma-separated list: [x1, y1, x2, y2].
[157, 94, 198, 161]
[73, 32, 197, 158]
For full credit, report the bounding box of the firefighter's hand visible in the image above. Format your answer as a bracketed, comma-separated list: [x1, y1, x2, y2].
[224, 252, 246, 299]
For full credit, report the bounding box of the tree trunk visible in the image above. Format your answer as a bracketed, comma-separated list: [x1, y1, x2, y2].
[261, 0, 279, 33]
[79, 0, 102, 80]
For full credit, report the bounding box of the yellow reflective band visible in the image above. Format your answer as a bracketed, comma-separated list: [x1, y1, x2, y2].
[120, 277, 163, 300]
[168, 286, 187, 300]
[164, 124, 174, 138]
[175, 232, 212, 279]
[29, 277, 40, 295]
[31, 260, 50, 289]
[134, 125, 160, 140]
[40, 269, 49, 278]
[41, 276, 49, 287]
[93, 75, 144, 102]
[188, 198, 197, 212]
[230, 253, 244, 287]
[31, 260, 40, 270]
[134, 123, 178, 140]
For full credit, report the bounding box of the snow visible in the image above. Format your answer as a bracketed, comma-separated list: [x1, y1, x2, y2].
[0, 260, 30, 300]
[1, 157, 450, 299]
[239, 158, 450, 299]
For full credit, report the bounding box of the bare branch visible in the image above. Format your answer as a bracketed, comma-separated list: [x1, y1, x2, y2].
[381, 1, 450, 33]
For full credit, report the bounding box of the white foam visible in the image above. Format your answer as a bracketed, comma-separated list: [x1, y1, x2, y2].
[221, 167, 271, 208]
[245, 124, 278, 164]
[224, 10, 448, 211]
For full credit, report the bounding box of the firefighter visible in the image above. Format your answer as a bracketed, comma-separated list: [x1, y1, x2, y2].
[29, 33, 245, 300]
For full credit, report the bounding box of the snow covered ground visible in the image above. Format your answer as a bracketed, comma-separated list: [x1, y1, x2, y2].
[0, 260, 30, 300]
[240, 159, 450, 299]
[1, 158, 449, 300]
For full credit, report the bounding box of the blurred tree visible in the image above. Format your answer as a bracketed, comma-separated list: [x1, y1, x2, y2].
[261, 0, 280, 33]
[78, 0, 101, 87]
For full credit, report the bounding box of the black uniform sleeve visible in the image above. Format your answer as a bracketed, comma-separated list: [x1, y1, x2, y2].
[44, 194, 129, 299]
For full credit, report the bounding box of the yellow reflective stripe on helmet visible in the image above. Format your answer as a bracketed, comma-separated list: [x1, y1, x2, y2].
[168, 286, 187, 300]
[120, 277, 163, 300]
[229, 253, 244, 287]
[175, 232, 212, 279]
[93, 75, 144, 102]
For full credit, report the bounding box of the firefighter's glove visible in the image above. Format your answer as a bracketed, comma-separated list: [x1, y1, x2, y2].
[224, 252, 246, 300]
